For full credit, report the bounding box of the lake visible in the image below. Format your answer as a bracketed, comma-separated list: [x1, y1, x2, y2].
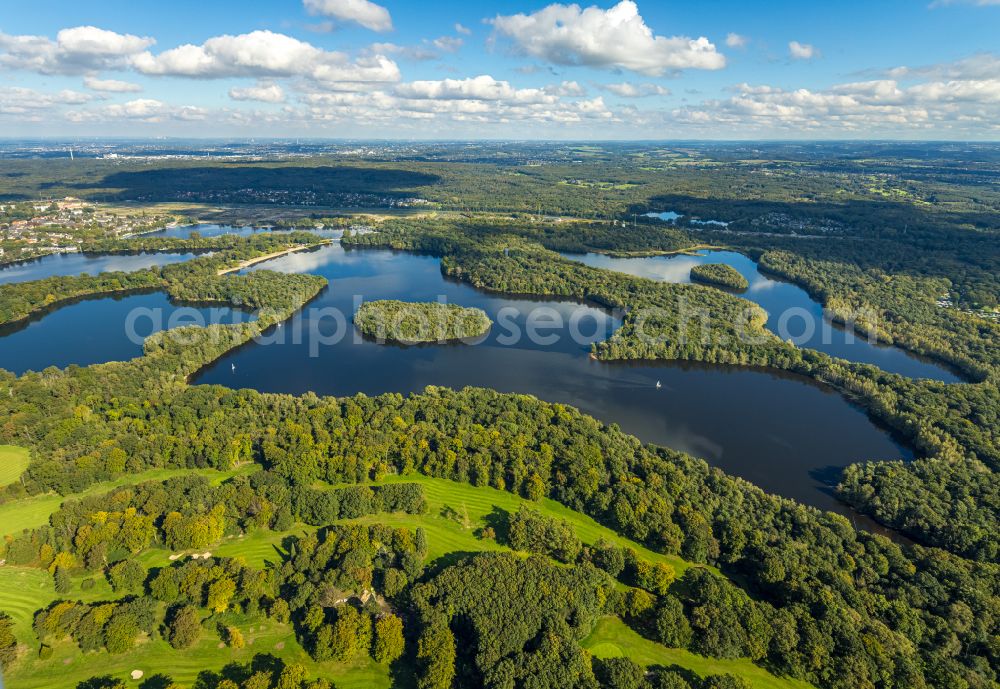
[0, 251, 206, 285]
[191, 244, 914, 522]
[145, 223, 273, 239]
[146, 223, 344, 240]
[563, 250, 962, 382]
[0, 292, 250, 375]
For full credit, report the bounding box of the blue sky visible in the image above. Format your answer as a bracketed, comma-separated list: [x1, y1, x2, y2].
[1, 0, 998, 138]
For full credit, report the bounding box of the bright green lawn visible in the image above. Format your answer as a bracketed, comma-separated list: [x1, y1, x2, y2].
[0, 445, 29, 488]
[0, 563, 393, 689]
[0, 472, 717, 689]
[371, 474, 697, 574]
[0, 465, 257, 539]
[583, 616, 816, 689]
[5, 597, 392, 689]
[139, 472, 694, 572]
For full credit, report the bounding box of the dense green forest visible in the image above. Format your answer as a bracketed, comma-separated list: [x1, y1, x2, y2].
[688, 264, 749, 291]
[344, 216, 1000, 561]
[1, 242, 997, 687]
[0, 145, 997, 688]
[2, 375, 997, 688]
[354, 300, 492, 344]
[0, 232, 326, 327]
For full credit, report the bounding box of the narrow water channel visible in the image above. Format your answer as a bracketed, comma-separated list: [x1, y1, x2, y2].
[0, 292, 250, 375]
[562, 250, 962, 383]
[0, 251, 206, 285]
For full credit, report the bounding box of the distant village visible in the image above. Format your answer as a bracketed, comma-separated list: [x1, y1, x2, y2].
[0, 198, 174, 264]
[130, 188, 432, 209]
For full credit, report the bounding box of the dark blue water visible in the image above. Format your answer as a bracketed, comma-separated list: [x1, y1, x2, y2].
[146, 223, 272, 239]
[644, 211, 729, 227]
[147, 223, 343, 240]
[191, 244, 912, 518]
[0, 292, 250, 375]
[0, 251, 205, 286]
[563, 251, 961, 383]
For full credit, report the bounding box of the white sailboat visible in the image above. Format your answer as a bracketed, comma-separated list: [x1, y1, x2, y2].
[655, 380, 662, 389]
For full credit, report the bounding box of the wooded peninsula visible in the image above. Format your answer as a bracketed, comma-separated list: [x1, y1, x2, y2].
[0, 141, 997, 689]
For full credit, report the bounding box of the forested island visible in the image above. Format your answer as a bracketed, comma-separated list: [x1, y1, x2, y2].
[0, 141, 997, 689]
[355, 299, 492, 344]
[689, 263, 749, 291]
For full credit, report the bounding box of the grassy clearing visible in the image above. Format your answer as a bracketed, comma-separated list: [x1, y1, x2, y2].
[0, 554, 392, 689]
[373, 474, 696, 574]
[0, 445, 29, 488]
[583, 617, 816, 689]
[6, 602, 393, 689]
[0, 465, 257, 539]
[140, 470, 683, 573]
[0, 472, 713, 688]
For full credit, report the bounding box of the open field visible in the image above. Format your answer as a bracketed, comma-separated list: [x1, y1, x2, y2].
[134, 472, 696, 572]
[0, 445, 29, 487]
[374, 473, 696, 573]
[0, 471, 717, 688]
[583, 616, 816, 689]
[0, 562, 396, 689]
[0, 465, 257, 539]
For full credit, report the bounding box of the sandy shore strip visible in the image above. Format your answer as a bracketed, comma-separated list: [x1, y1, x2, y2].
[216, 242, 329, 275]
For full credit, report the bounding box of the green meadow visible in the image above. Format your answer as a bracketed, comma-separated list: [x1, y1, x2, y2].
[0, 445, 29, 488]
[2, 471, 781, 689]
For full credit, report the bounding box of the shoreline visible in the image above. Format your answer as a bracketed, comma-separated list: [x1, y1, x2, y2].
[216, 242, 330, 275]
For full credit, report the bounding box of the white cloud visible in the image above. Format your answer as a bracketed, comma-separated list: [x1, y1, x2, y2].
[369, 35, 464, 62]
[302, 0, 393, 32]
[0, 87, 92, 115]
[433, 36, 463, 52]
[789, 41, 817, 60]
[283, 72, 616, 132]
[295, 85, 615, 128]
[0, 25, 154, 75]
[490, 0, 725, 76]
[887, 52, 1000, 80]
[394, 75, 557, 104]
[725, 33, 748, 49]
[368, 42, 437, 61]
[57, 26, 152, 56]
[229, 82, 286, 103]
[600, 81, 670, 97]
[545, 80, 587, 96]
[83, 76, 142, 93]
[131, 30, 400, 85]
[671, 74, 1000, 134]
[65, 98, 207, 123]
[455, 23, 472, 35]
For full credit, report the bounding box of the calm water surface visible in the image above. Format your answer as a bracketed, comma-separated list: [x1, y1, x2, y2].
[192, 244, 913, 520]
[0, 251, 206, 285]
[0, 292, 249, 375]
[563, 250, 961, 382]
[147, 223, 344, 240]
[0, 224, 341, 285]
[146, 223, 268, 239]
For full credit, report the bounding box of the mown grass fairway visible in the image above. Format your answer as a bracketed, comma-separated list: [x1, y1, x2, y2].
[0, 465, 257, 539]
[0, 445, 29, 487]
[372, 473, 696, 573]
[584, 616, 817, 689]
[1, 472, 741, 688]
[0, 563, 395, 689]
[6, 603, 393, 689]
